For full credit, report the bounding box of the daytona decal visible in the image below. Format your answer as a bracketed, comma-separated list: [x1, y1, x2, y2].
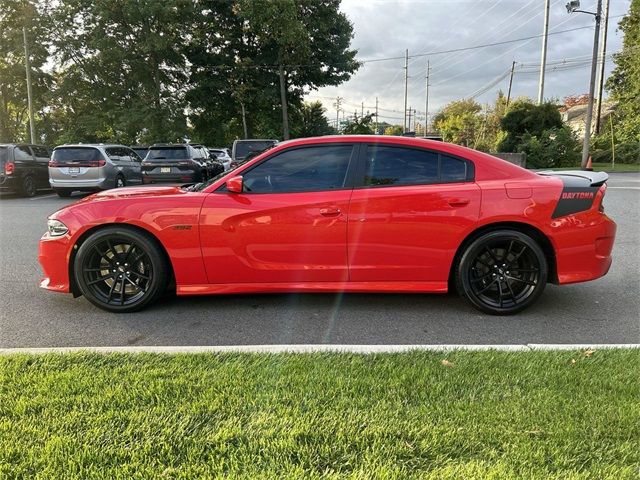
[552, 187, 599, 218]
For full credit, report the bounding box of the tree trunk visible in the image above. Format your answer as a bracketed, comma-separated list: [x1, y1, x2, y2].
[279, 64, 290, 140]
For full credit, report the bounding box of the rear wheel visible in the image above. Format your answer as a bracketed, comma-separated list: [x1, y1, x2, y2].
[21, 175, 37, 197]
[54, 188, 72, 198]
[455, 230, 547, 315]
[74, 226, 169, 312]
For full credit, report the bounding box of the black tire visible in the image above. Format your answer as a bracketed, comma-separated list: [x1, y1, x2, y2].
[21, 175, 37, 197]
[74, 226, 169, 312]
[54, 188, 72, 198]
[455, 230, 547, 315]
[115, 175, 126, 188]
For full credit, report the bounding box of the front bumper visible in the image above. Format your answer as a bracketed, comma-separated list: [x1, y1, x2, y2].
[38, 232, 72, 293]
[553, 211, 617, 284]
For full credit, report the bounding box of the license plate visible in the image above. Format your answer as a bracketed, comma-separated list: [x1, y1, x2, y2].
[68, 167, 80, 174]
[161, 167, 171, 173]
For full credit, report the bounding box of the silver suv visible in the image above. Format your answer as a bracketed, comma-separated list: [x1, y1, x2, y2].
[49, 144, 143, 197]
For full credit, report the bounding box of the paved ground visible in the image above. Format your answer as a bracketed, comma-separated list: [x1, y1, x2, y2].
[1, 173, 638, 348]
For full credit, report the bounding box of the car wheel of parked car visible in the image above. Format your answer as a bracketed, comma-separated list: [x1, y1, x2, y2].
[54, 188, 72, 198]
[74, 226, 169, 313]
[21, 175, 37, 197]
[455, 230, 547, 315]
[115, 175, 125, 188]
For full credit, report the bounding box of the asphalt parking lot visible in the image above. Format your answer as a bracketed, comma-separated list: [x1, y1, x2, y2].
[1, 173, 639, 348]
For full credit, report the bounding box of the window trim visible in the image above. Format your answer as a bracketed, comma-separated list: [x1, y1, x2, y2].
[216, 143, 360, 194]
[353, 143, 475, 189]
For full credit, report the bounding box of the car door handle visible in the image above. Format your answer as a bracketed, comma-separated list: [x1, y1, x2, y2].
[320, 207, 341, 217]
[447, 198, 470, 207]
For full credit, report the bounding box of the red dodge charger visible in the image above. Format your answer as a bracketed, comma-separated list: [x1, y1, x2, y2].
[39, 135, 616, 314]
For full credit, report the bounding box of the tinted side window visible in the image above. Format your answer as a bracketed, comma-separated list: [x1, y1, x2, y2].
[364, 146, 438, 187]
[243, 145, 353, 193]
[14, 146, 33, 161]
[441, 154, 467, 181]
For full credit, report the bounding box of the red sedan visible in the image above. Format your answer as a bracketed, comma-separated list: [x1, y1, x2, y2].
[39, 135, 616, 314]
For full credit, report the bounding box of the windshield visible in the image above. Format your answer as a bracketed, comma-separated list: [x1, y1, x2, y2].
[235, 141, 276, 159]
[146, 147, 188, 160]
[52, 147, 102, 162]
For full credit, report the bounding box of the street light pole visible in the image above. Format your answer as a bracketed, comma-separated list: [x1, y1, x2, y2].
[566, 0, 602, 170]
[23, 27, 36, 144]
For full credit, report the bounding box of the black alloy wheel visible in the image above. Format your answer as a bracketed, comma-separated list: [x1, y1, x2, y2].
[456, 230, 547, 315]
[21, 175, 37, 197]
[74, 227, 168, 312]
[115, 175, 126, 188]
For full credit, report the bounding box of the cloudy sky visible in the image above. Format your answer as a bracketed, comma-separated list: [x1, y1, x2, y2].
[305, 0, 631, 128]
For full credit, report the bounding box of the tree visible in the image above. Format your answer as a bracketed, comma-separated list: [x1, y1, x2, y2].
[384, 125, 404, 136]
[432, 99, 482, 147]
[47, 0, 192, 144]
[290, 101, 334, 138]
[342, 113, 374, 134]
[0, 1, 51, 142]
[497, 99, 563, 152]
[606, 1, 640, 142]
[187, 0, 359, 144]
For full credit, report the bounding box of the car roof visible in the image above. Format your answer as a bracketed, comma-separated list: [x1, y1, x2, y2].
[149, 143, 189, 148]
[54, 144, 127, 149]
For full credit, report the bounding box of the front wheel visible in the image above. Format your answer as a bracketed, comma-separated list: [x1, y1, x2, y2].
[74, 226, 169, 312]
[455, 230, 547, 315]
[115, 175, 125, 188]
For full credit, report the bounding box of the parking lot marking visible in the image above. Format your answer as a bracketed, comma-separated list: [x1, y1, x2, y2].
[30, 194, 58, 200]
[607, 187, 640, 190]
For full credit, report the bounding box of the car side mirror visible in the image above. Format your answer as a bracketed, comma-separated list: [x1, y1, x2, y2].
[226, 175, 243, 193]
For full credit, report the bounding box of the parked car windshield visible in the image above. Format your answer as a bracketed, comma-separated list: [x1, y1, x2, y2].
[52, 147, 102, 162]
[147, 147, 189, 160]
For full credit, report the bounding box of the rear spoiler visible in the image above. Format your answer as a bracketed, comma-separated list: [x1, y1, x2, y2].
[537, 170, 608, 187]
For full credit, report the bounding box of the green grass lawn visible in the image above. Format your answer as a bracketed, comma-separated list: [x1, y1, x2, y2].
[1, 350, 639, 479]
[544, 162, 640, 172]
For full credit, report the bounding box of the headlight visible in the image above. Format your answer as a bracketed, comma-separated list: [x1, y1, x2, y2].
[47, 219, 69, 237]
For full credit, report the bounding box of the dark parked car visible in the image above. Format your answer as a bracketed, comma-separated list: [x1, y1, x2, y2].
[142, 144, 210, 184]
[0, 144, 52, 196]
[231, 139, 277, 166]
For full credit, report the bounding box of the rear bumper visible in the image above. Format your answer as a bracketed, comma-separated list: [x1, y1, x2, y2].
[0, 175, 20, 192]
[553, 212, 617, 284]
[49, 177, 111, 190]
[38, 233, 72, 293]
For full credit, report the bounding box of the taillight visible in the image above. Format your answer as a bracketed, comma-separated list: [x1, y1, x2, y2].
[597, 185, 606, 213]
[5, 162, 15, 175]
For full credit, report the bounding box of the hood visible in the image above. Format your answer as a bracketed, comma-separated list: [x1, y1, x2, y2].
[78, 186, 188, 203]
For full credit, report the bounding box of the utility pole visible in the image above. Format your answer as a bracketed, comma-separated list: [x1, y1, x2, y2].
[595, 0, 610, 135]
[334, 96, 343, 134]
[537, 0, 550, 104]
[403, 49, 409, 132]
[361, 101, 364, 118]
[506, 60, 516, 107]
[375, 97, 379, 134]
[23, 27, 36, 143]
[407, 107, 412, 132]
[425, 60, 430, 136]
[581, 0, 603, 169]
[278, 64, 290, 140]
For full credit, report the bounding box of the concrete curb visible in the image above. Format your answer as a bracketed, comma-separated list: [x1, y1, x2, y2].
[0, 344, 638, 355]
